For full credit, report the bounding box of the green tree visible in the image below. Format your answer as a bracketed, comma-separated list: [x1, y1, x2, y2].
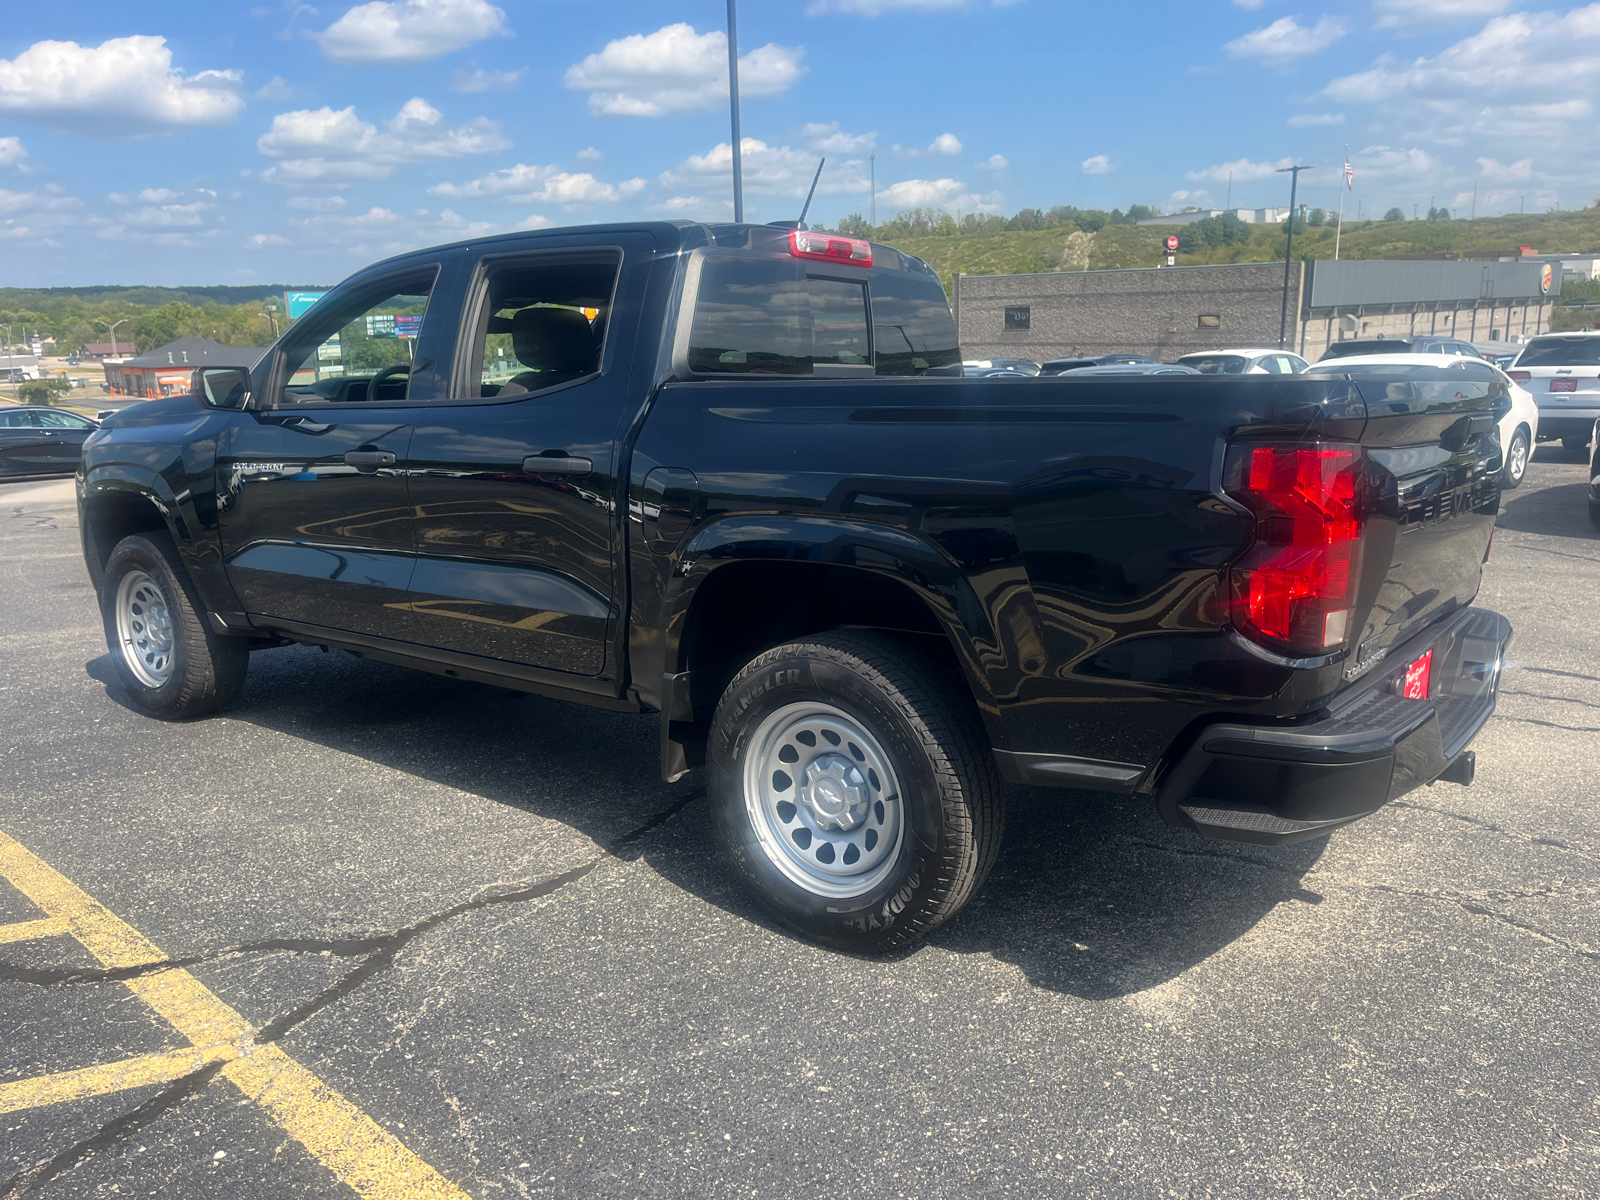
[1307, 208, 1326, 226]
[1383, 207, 1406, 222]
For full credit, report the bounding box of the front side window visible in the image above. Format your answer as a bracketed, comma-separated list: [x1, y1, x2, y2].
[464, 255, 618, 399]
[34, 411, 95, 429]
[275, 273, 435, 405]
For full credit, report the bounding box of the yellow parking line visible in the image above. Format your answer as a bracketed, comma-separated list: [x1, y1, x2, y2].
[0, 1044, 234, 1115]
[0, 915, 67, 945]
[0, 828, 469, 1200]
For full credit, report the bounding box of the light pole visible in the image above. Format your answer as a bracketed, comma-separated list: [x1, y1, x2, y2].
[97, 318, 128, 359]
[869, 153, 876, 228]
[726, 0, 744, 223]
[1277, 165, 1313, 350]
[262, 302, 279, 340]
[0, 323, 13, 393]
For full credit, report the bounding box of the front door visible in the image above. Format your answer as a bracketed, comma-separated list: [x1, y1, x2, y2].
[218, 265, 451, 641]
[404, 245, 642, 677]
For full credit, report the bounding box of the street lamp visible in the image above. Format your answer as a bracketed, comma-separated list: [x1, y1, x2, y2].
[726, 0, 744, 222]
[1276, 165, 1313, 349]
[96, 318, 128, 358]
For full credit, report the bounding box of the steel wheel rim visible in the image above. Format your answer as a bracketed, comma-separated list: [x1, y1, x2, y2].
[743, 700, 905, 900]
[1508, 435, 1528, 482]
[115, 569, 174, 688]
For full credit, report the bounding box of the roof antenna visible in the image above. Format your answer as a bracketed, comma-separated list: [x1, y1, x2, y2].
[797, 157, 825, 230]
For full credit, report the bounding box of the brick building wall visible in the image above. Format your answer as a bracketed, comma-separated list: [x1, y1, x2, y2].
[955, 261, 1305, 364]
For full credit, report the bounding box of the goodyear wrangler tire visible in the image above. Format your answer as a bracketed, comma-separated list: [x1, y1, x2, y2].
[709, 632, 1004, 952]
[100, 532, 249, 719]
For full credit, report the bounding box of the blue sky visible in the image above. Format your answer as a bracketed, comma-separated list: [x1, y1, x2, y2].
[2, 0, 1597, 286]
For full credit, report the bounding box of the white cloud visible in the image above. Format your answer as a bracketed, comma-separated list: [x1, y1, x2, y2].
[316, 0, 511, 64]
[1225, 17, 1346, 64]
[246, 233, 291, 248]
[255, 75, 295, 101]
[975, 154, 1009, 171]
[647, 195, 720, 215]
[1232, 0, 1268, 8]
[1081, 154, 1117, 175]
[1, 184, 86, 245]
[428, 163, 646, 207]
[514, 213, 554, 230]
[1477, 156, 1533, 182]
[122, 201, 215, 229]
[1373, 0, 1509, 28]
[575, 146, 603, 163]
[805, 0, 1012, 12]
[451, 67, 525, 92]
[876, 178, 965, 207]
[0, 36, 242, 137]
[138, 187, 180, 204]
[928, 132, 962, 156]
[0, 137, 27, 172]
[1288, 112, 1344, 126]
[287, 194, 350, 211]
[803, 122, 877, 154]
[660, 138, 871, 198]
[1166, 189, 1215, 209]
[1185, 156, 1295, 184]
[270, 205, 497, 257]
[257, 97, 510, 185]
[1348, 145, 1440, 181]
[563, 24, 804, 117]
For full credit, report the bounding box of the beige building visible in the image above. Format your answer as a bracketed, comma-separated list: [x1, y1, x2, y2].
[953, 258, 1560, 364]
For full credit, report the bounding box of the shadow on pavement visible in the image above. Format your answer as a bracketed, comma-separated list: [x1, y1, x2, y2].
[86, 642, 1326, 1001]
[1496, 482, 1595, 538]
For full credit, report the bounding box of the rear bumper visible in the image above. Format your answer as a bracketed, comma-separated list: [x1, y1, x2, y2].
[1155, 607, 1513, 846]
[1536, 413, 1600, 439]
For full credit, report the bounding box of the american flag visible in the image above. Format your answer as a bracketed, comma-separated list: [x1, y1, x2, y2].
[1344, 157, 1355, 190]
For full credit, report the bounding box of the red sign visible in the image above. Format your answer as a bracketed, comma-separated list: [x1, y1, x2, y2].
[1166, 235, 1180, 251]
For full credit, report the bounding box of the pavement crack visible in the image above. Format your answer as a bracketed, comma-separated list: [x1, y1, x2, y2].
[0, 1061, 223, 1199]
[1496, 715, 1600, 734]
[1498, 688, 1600, 710]
[1515, 664, 1600, 685]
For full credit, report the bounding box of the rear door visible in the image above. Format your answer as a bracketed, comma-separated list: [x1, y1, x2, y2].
[34, 410, 97, 469]
[217, 261, 454, 640]
[0, 410, 52, 475]
[402, 238, 650, 678]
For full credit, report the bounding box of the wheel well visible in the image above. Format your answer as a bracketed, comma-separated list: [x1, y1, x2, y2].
[84, 491, 169, 577]
[678, 561, 953, 722]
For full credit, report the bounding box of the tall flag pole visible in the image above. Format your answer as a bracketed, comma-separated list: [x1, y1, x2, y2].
[727, 0, 744, 223]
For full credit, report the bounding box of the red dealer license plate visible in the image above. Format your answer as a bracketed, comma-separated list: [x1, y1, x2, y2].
[1551, 379, 1578, 392]
[1401, 649, 1433, 700]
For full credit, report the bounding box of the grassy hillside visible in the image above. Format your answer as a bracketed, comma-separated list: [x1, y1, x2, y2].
[881, 209, 1600, 295]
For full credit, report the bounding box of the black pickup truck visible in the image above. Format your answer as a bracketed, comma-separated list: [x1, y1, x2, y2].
[79, 221, 1512, 950]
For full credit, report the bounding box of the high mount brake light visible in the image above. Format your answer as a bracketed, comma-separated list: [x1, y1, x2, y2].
[1225, 442, 1364, 655]
[789, 229, 872, 267]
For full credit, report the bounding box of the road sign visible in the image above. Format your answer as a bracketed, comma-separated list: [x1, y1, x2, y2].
[285, 291, 326, 319]
[1166, 235, 1179, 251]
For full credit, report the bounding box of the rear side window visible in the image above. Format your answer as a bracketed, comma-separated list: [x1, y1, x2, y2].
[870, 272, 960, 376]
[1515, 337, 1600, 367]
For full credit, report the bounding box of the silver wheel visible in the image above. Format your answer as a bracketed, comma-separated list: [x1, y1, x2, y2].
[742, 701, 904, 900]
[115, 569, 175, 688]
[1506, 432, 1529, 484]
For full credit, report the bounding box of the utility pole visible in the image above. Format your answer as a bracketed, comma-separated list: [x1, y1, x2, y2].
[1225, 171, 1232, 211]
[1471, 182, 1477, 221]
[869, 154, 876, 228]
[1276, 165, 1313, 350]
[726, 0, 744, 222]
[97, 318, 128, 359]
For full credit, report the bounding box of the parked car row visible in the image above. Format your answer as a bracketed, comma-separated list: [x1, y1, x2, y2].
[0, 406, 101, 477]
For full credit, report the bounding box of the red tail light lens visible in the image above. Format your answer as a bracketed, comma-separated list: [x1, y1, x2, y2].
[1508, 370, 1531, 382]
[789, 229, 872, 267]
[1225, 443, 1364, 654]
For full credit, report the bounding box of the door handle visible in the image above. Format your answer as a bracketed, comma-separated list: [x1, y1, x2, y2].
[522, 455, 592, 476]
[344, 449, 397, 467]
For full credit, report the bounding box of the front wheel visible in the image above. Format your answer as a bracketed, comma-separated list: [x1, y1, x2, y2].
[708, 632, 1004, 952]
[100, 532, 249, 719]
[1500, 427, 1530, 489]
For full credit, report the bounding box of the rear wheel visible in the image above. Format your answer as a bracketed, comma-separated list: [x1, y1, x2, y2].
[1590, 500, 1600, 532]
[1500, 426, 1530, 489]
[708, 632, 1004, 952]
[100, 532, 249, 719]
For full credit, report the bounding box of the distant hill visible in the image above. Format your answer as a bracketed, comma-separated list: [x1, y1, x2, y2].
[0, 284, 327, 309]
[881, 209, 1600, 292]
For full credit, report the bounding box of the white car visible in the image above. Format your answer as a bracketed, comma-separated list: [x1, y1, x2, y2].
[1507, 331, 1600, 454]
[1177, 348, 1309, 374]
[1303, 353, 1539, 488]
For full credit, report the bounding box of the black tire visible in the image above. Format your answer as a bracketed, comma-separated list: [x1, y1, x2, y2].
[1500, 426, 1530, 489]
[1563, 436, 1590, 454]
[708, 632, 1004, 952]
[100, 532, 249, 719]
[1589, 500, 1600, 532]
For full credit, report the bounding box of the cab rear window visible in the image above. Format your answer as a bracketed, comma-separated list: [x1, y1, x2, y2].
[1514, 337, 1600, 367]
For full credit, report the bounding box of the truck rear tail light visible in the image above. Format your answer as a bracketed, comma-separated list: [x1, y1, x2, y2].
[789, 229, 872, 267]
[1508, 370, 1531, 382]
[1224, 442, 1364, 655]
[1401, 649, 1433, 699]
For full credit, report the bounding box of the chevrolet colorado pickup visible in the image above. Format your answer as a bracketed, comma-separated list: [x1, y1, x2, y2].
[79, 221, 1512, 950]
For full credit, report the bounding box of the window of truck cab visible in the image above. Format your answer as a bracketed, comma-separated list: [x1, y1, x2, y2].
[263, 264, 443, 407]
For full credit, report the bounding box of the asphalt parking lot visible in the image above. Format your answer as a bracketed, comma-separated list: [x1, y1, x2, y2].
[2, 447, 1597, 1199]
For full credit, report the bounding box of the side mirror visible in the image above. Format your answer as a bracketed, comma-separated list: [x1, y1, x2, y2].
[196, 367, 250, 410]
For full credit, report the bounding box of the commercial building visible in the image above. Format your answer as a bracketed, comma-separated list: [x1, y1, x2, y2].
[102, 336, 266, 400]
[953, 257, 1560, 364]
[1135, 207, 1291, 227]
